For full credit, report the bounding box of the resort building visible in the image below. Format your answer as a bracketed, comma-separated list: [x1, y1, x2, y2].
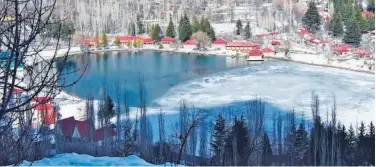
[225, 41, 259, 52]
[161, 37, 175, 44]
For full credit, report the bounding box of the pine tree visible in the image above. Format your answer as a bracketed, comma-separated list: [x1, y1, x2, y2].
[355, 7, 370, 33]
[261, 132, 273, 166]
[302, 1, 322, 33]
[151, 24, 162, 42]
[344, 125, 356, 165]
[356, 122, 367, 165]
[367, 122, 375, 165]
[178, 13, 192, 42]
[211, 114, 227, 165]
[295, 123, 309, 165]
[166, 15, 176, 38]
[236, 19, 243, 35]
[192, 16, 201, 33]
[244, 22, 251, 39]
[114, 36, 121, 48]
[225, 117, 251, 166]
[137, 15, 145, 34]
[341, 3, 355, 26]
[368, 16, 375, 30]
[129, 23, 136, 36]
[367, 0, 375, 12]
[343, 18, 362, 44]
[101, 32, 108, 47]
[329, 12, 344, 37]
[207, 25, 216, 41]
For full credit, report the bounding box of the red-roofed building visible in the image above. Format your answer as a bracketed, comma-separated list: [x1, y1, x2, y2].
[361, 11, 374, 18]
[261, 48, 274, 53]
[56, 116, 80, 141]
[76, 120, 95, 139]
[226, 41, 259, 51]
[271, 40, 281, 45]
[184, 40, 196, 45]
[249, 49, 262, 56]
[32, 103, 57, 126]
[95, 125, 117, 145]
[353, 49, 369, 57]
[333, 44, 353, 54]
[118, 36, 135, 43]
[299, 28, 311, 36]
[212, 39, 226, 45]
[161, 37, 175, 44]
[12, 88, 24, 94]
[142, 37, 153, 44]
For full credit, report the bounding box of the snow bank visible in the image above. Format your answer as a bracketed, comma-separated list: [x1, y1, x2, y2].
[20, 153, 179, 166]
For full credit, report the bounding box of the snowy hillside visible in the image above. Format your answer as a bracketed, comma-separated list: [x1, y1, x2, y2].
[20, 153, 178, 166]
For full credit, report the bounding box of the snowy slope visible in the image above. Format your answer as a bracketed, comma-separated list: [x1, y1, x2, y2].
[20, 153, 178, 166]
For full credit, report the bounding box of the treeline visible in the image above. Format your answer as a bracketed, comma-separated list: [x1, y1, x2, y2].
[302, 0, 374, 45]
[149, 14, 216, 43]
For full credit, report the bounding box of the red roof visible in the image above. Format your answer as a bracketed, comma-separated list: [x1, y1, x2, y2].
[270, 32, 280, 35]
[95, 126, 117, 141]
[320, 39, 330, 44]
[142, 37, 153, 44]
[353, 49, 369, 57]
[32, 97, 51, 103]
[81, 39, 91, 45]
[261, 48, 274, 53]
[271, 40, 281, 45]
[58, 116, 77, 138]
[33, 103, 53, 111]
[76, 120, 95, 139]
[361, 11, 374, 17]
[333, 44, 353, 53]
[226, 41, 259, 47]
[118, 36, 135, 43]
[212, 39, 226, 45]
[299, 28, 311, 35]
[184, 40, 196, 45]
[249, 49, 262, 56]
[309, 38, 321, 44]
[12, 88, 24, 94]
[161, 37, 175, 43]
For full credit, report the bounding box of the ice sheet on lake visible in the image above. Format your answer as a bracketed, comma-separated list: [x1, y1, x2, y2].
[151, 61, 374, 126]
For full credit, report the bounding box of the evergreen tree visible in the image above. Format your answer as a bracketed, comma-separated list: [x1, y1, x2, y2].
[341, 3, 355, 25]
[244, 22, 251, 39]
[166, 15, 176, 38]
[207, 25, 216, 41]
[356, 122, 367, 165]
[101, 32, 108, 47]
[211, 114, 227, 165]
[137, 15, 145, 34]
[343, 18, 362, 44]
[114, 36, 121, 48]
[261, 132, 273, 166]
[295, 123, 309, 165]
[129, 23, 136, 36]
[224, 117, 251, 166]
[367, 0, 375, 12]
[192, 16, 201, 33]
[329, 12, 344, 37]
[178, 13, 192, 42]
[355, 7, 370, 33]
[302, 1, 322, 33]
[151, 24, 162, 42]
[236, 19, 243, 35]
[368, 16, 375, 30]
[367, 122, 375, 165]
[344, 125, 356, 165]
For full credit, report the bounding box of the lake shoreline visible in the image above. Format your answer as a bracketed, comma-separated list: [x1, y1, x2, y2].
[58, 46, 374, 75]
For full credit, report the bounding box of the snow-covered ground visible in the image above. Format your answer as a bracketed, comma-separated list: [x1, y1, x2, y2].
[20, 153, 178, 166]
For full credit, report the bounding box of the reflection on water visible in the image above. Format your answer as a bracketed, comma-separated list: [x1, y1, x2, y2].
[61, 51, 260, 106]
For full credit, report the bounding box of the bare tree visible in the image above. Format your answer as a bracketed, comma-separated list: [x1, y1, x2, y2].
[175, 100, 206, 165]
[191, 31, 209, 49]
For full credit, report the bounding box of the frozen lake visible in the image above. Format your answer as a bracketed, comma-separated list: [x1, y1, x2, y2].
[61, 51, 374, 129]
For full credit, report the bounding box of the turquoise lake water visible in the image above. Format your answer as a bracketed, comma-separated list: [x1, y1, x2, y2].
[61, 51, 250, 106]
